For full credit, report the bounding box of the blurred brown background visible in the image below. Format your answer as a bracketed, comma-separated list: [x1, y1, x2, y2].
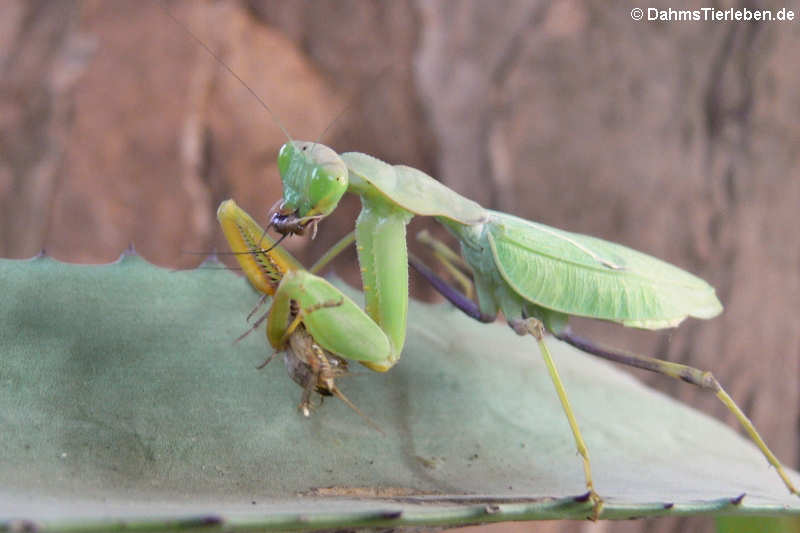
[1, 1, 798, 532]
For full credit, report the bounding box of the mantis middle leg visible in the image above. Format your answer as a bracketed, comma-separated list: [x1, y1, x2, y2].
[411, 233, 799, 500]
[409, 252, 603, 517]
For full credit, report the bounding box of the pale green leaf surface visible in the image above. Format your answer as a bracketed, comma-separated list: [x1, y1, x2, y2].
[0, 255, 797, 532]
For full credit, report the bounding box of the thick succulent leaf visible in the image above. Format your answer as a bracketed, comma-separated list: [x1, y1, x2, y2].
[716, 515, 800, 533]
[0, 255, 798, 532]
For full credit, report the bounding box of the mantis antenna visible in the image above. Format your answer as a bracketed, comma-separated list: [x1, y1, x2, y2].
[159, 2, 294, 145]
[310, 66, 395, 150]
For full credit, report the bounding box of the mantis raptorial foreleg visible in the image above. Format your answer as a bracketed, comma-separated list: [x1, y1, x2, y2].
[256, 298, 344, 369]
[217, 199, 392, 429]
[276, 298, 345, 348]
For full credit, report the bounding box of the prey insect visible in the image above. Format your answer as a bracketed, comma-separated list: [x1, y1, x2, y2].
[217, 199, 385, 433]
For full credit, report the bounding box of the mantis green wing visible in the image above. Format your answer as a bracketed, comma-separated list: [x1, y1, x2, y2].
[483, 211, 723, 329]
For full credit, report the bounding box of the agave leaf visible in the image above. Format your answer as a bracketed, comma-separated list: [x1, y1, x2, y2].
[1, 255, 798, 531]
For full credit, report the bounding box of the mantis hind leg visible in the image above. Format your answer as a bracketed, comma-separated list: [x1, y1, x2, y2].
[510, 318, 603, 519]
[557, 330, 799, 496]
[408, 253, 494, 324]
[416, 229, 476, 301]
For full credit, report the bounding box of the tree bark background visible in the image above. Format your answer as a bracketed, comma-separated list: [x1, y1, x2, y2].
[1, 2, 798, 532]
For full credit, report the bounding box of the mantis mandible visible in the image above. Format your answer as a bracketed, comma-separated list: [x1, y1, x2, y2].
[217, 199, 387, 432]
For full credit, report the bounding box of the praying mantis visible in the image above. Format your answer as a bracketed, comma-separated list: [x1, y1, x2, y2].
[163, 5, 798, 519]
[266, 141, 798, 513]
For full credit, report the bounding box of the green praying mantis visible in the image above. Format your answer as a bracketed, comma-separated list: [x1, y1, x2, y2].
[264, 140, 798, 512]
[165, 5, 798, 519]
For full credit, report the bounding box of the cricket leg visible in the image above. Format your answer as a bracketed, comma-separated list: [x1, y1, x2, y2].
[246, 292, 270, 322]
[297, 363, 319, 418]
[512, 318, 603, 519]
[556, 330, 799, 496]
[236, 305, 270, 344]
[255, 350, 279, 370]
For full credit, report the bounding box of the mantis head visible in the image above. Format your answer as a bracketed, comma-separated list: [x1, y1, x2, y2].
[270, 141, 348, 238]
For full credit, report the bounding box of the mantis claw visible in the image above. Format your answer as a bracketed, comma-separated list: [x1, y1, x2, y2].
[588, 490, 603, 521]
[573, 489, 603, 520]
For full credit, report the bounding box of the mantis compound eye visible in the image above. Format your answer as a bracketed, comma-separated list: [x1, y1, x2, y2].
[276, 141, 348, 233]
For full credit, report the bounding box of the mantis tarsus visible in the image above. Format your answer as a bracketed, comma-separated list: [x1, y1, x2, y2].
[166, 6, 798, 519]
